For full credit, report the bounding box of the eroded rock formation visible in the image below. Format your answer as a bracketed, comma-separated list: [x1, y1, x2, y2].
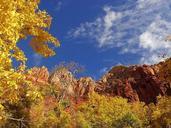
[75, 77, 95, 99]
[96, 60, 171, 104]
[26, 58, 171, 104]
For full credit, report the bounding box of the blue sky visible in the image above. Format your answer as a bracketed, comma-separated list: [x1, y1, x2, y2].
[19, 0, 171, 79]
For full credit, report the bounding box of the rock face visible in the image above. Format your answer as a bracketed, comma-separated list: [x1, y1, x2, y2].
[96, 62, 171, 104]
[48, 68, 96, 102]
[49, 68, 77, 97]
[26, 59, 171, 104]
[75, 77, 95, 99]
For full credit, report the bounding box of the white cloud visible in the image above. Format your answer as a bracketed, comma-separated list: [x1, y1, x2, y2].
[69, 6, 122, 47]
[103, 6, 122, 29]
[69, 0, 171, 64]
[137, 0, 162, 8]
[139, 17, 171, 64]
[139, 20, 171, 50]
[99, 7, 122, 47]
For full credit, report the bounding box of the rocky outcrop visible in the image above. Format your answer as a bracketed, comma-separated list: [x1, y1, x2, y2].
[75, 77, 95, 99]
[96, 63, 171, 104]
[26, 59, 171, 104]
[48, 68, 96, 102]
[49, 68, 77, 98]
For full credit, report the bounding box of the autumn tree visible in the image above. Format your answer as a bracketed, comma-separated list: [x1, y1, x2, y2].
[75, 93, 147, 128]
[149, 96, 171, 128]
[0, 0, 59, 126]
[52, 61, 85, 76]
[0, 0, 60, 95]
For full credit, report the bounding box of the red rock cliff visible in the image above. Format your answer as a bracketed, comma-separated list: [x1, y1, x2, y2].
[26, 59, 171, 104]
[96, 59, 171, 104]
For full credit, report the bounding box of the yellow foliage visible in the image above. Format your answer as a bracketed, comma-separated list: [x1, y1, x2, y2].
[0, 104, 7, 127]
[0, 68, 26, 103]
[130, 101, 149, 126]
[0, 0, 59, 105]
[75, 93, 144, 128]
[0, 0, 59, 126]
[29, 98, 71, 128]
[149, 96, 171, 128]
[0, 0, 59, 69]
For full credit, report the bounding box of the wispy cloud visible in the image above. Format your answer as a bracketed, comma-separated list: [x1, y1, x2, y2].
[69, 6, 123, 47]
[55, 1, 62, 11]
[68, 0, 171, 64]
[32, 54, 42, 66]
[99, 67, 108, 75]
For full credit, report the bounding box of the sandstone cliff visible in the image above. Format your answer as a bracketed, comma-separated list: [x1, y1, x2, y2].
[26, 58, 171, 104]
[96, 58, 171, 104]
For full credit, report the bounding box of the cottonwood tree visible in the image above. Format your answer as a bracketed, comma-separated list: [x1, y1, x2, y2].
[0, 0, 59, 126]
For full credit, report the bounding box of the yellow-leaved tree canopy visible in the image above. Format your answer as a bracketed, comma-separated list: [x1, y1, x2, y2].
[0, 0, 59, 103]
